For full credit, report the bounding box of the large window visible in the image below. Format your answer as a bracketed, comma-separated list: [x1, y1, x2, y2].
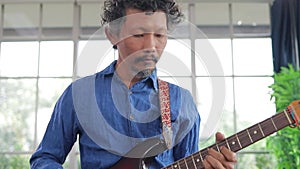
[0, 1, 275, 168]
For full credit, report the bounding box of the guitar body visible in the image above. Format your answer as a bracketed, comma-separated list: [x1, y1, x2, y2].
[110, 137, 167, 169]
[109, 157, 142, 169]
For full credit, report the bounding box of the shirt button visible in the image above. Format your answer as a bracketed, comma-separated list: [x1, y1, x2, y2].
[129, 114, 134, 120]
[128, 91, 133, 94]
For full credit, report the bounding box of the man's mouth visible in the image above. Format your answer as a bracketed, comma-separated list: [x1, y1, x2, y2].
[135, 55, 158, 64]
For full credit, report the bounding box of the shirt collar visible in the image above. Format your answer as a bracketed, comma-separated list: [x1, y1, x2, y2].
[101, 60, 158, 91]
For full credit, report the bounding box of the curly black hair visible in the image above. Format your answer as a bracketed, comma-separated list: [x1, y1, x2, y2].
[101, 0, 184, 33]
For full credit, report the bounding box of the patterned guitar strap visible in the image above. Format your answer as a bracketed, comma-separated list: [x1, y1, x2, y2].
[142, 79, 173, 169]
[158, 79, 173, 149]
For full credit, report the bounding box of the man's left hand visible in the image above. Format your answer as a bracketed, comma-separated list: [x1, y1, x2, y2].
[202, 132, 237, 169]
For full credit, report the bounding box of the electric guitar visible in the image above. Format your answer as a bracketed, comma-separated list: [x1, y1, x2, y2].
[110, 100, 300, 169]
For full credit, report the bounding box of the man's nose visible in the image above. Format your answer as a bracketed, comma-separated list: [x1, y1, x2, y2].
[143, 34, 156, 52]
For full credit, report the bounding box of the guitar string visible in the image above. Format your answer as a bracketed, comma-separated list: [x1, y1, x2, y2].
[161, 103, 299, 169]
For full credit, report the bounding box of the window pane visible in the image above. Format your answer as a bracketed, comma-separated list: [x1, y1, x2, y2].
[195, 39, 231, 76]
[42, 3, 73, 37]
[195, 3, 230, 37]
[3, 4, 39, 38]
[195, 3, 229, 25]
[158, 39, 191, 77]
[80, 3, 105, 38]
[39, 41, 73, 77]
[0, 154, 31, 168]
[196, 39, 232, 76]
[0, 79, 36, 151]
[42, 3, 73, 27]
[77, 40, 114, 77]
[0, 42, 39, 77]
[159, 77, 192, 94]
[234, 77, 275, 132]
[232, 3, 270, 35]
[233, 38, 273, 76]
[80, 3, 102, 27]
[37, 78, 72, 143]
[4, 4, 39, 28]
[196, 77, 233, 141]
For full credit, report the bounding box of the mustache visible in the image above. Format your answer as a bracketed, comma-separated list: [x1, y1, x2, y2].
[134, 54, 159, 63]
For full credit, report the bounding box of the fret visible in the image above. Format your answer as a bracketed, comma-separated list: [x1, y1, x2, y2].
[177, 158, 194, 169]
[195, 152, 203, 163]
[210, 144, 220, 152]
[227, 136, 241, 152]
[200, 149, 209, 160]
[191, 155, 197, 169]
[235, 134, 242, 149]
[270, 117, 278, 130]
[216, 143, 220, 152]
[236, 131, 252, 148]
[273, 112, 292, 129]
[258, 124, 265, 137]
[217, 140, 227, 148]
[183, 158, 188, 169]
[185, 157, 196, 169]
[248, 124, 264, 142]
[225, 139, 231, 151]
[284, 109, 293, 125]
[246, 129, 253, 143]
[193, 152, 203, 166]
[185, 152, 203, 169]
[178, 160, 185, 169]
[260, 118, 277, 136]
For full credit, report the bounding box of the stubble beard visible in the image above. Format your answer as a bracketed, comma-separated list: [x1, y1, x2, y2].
[135, 69, 153, 79]
[133, 54, 159, 79]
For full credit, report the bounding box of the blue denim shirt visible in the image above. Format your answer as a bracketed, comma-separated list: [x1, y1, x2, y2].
[30, 61, 200, 169]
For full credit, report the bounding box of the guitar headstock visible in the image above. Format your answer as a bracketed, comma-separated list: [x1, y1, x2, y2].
[288, 100, 300, 127]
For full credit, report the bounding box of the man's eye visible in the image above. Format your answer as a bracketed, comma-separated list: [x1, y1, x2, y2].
[155, 34, 165, 38]
[133, 34, 144, 37]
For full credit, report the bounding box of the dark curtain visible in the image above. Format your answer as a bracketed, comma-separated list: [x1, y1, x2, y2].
[271, 0, 300, 73]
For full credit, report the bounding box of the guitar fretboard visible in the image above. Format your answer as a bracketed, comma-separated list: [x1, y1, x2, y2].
[162, 108, 294, 169]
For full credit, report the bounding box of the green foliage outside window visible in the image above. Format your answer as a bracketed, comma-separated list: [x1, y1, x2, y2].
[0, 79, 35, 168]
[267, 64, 300, 169]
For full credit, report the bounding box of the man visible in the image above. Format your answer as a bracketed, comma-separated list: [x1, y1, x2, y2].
[30, 0, 237, 168]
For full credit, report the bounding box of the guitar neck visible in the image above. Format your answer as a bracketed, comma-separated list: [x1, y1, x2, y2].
[162, 108, 294, 169]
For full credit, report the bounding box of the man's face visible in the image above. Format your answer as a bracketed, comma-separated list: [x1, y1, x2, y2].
[115, 8, 168, 78]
